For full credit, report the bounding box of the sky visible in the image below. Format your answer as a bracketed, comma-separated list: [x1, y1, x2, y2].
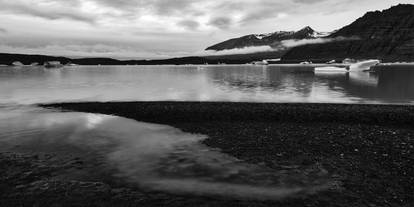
[0, 0, 412, 59]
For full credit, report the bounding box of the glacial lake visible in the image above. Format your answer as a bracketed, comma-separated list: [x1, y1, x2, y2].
[1, 64, 414, 105]
[1, 64, 413, 199]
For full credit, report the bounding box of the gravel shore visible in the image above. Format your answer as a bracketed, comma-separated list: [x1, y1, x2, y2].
[1, 102, 414, 206]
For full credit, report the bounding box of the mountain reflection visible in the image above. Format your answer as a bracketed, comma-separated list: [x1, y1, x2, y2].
[1, 65, 414, 104]
[207, 65, 414, 104]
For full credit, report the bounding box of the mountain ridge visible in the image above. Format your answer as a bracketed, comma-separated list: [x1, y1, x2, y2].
[282, 4, 414, 61]
[205, 4, 414, 62]
[205, 26, 329, 51]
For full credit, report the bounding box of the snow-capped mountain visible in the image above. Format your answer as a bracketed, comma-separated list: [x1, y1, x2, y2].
[206, 26, 330, 51]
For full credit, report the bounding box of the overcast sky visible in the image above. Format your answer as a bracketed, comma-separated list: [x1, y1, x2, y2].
[0, 0, 412, 59]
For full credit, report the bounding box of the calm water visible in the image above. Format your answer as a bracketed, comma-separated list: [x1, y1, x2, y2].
[0, 64, 411, 199]
[0, 105, 335, 199]
[1, 64, 414, 105]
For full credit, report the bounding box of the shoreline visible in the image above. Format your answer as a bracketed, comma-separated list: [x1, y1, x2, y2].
[1, 62, 414, 67]
[2, 102, 414, 206]
[42, 101, 414, 127]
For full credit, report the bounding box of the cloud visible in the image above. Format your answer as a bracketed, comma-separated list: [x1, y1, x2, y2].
[0, 0, 95, 23]
[203, 46, 274, 56]
[89, 0, 139, 9]
[177, 20, 200, 30]
[208, 17, 232, 29]
[238, 1, 292, 24]
[0, 28, 7, 33]
[202, 36, 361, 56]
[149, 0, 201, 16]
[292, 0, 328, 4]
[281, 38, 333, 48]
[90, 0, 202, 16]
[281, 36, 360, 47]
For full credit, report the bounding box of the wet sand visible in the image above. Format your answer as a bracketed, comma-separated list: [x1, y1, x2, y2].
[1, 102, 414, 206]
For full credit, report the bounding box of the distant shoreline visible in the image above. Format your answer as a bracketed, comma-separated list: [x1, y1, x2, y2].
[2, 52, 414, 66]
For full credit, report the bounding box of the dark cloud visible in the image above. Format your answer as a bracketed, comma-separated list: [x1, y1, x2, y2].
[209, 17, 232, 29]
[0, 0, 95, 23]
[0, 0, 343, 27]
[292, 0, 328, 4]
[177, 20, 200, 30]
[0, 28, 7, 33]
[90, 0, 201, 16]
[42, 0, 83, 7]
[238, 1, 290, 24]
[241, 10, 277, 24]
[89, 0, 140, 11]
[150, 0, 198, 15]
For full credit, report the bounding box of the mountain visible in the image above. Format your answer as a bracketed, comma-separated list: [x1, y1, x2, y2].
[4, 5, 413, 66]
[206, 26, 329, 51]
[282, 4, 414, 62]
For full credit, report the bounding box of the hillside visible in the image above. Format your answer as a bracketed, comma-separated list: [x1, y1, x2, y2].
[282, 4, 414, 62]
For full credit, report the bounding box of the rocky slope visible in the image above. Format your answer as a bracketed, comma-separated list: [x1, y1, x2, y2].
[206, 26, 328, 51]
[282, 4, 414, 62]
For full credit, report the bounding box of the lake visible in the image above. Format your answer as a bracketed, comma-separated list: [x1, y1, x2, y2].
[1, 64, 413, 200]
[1, 64, 414, 105]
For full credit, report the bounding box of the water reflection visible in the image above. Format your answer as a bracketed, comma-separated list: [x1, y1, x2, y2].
[208, 66, 316, 101]
[205, 65, 414, 104]
[377, 69, 414, 101]
[313, 72, 379, 102]
[0, 106, 336, 200]
[0, 65, 414, 104]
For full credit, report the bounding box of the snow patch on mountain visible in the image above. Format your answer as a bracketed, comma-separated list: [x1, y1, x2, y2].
[254, 33, 271, 40]
[311, 31, 331, 38]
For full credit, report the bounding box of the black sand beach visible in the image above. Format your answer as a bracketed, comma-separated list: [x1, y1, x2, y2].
[1, 102, 414, 206]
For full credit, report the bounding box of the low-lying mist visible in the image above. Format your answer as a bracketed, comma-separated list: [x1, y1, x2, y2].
[203, 36, 360, 56]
